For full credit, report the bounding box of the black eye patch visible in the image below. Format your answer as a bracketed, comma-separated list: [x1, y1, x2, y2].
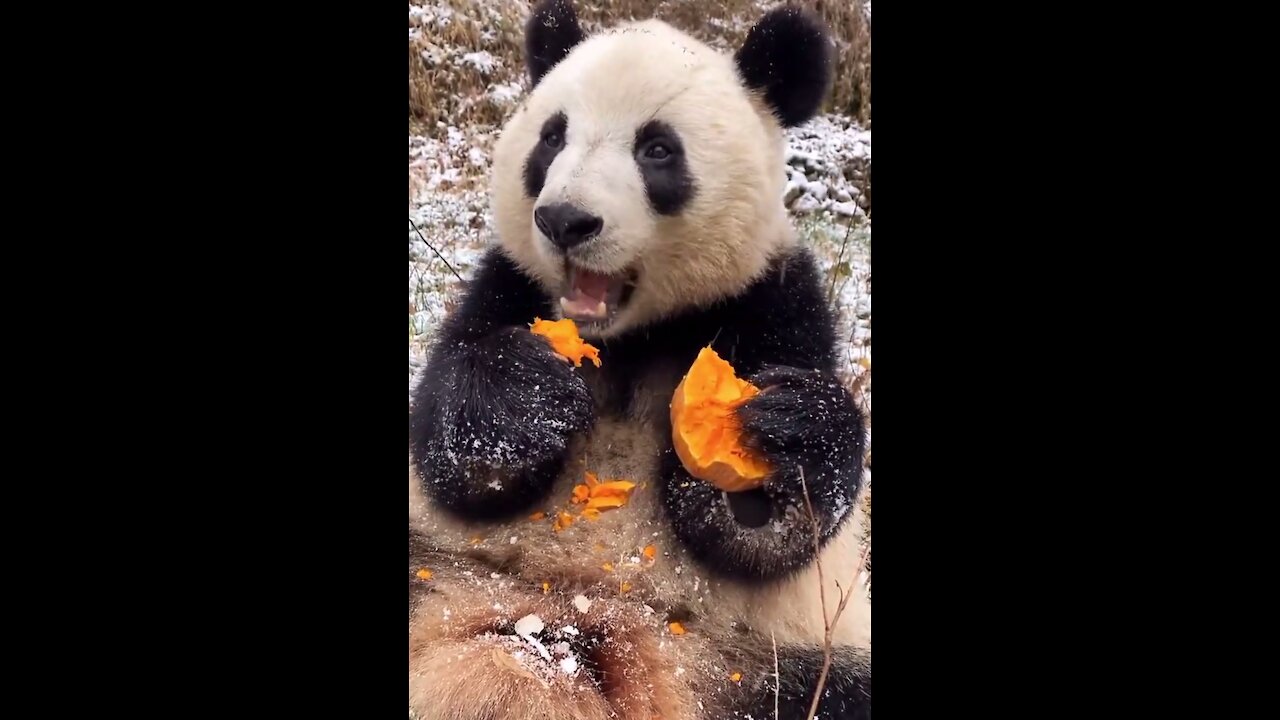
[633, 120, 695, 215]
[523, 112, 568, 199]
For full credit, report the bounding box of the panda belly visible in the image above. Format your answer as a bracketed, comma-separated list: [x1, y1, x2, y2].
[409, 415, 870, 720]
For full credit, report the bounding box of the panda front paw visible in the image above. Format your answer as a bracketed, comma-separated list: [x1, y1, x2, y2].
[410, 327, 595, 519]
[661, 366, 863, 580]
[737, 365, 866, 530]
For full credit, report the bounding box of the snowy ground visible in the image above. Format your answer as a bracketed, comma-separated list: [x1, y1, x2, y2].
[409, 115, 872, 425]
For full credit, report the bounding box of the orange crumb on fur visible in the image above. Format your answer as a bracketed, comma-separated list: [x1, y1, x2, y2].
[585, 495, 626, 511]
[668, 622, 686, 636]
[592, 480, 637, 497]
[529, 511, 546, 521]
[552, 512, 575, 532]
[643, 545, 657, 560]
[416, 569, 432, 581]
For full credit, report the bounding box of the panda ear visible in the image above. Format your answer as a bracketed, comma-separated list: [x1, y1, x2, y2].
[525, 0, 586, 87]
[734, 6, 834, 127]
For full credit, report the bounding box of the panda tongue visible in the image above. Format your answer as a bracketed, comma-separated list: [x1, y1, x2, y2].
[561, 268, 610, 319]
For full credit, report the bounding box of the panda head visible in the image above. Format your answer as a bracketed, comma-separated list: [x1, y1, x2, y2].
[491, 0, 834, 338]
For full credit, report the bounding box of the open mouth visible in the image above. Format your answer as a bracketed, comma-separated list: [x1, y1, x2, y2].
[559, 262, 638, 325]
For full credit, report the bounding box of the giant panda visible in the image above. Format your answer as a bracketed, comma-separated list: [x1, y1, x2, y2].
[409, 1, 869, 718]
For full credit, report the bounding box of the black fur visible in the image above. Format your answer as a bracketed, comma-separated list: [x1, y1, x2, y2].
[409, 250, 594, 520]
[408, 243, 864, 580]
[524, 0, 585, 86]
[523, 112, 568, 199]
[730, 647, 871, 720]
[735, 6, 834, 127]
[737, 364, 866, 535]
[634, 120, 696, 215]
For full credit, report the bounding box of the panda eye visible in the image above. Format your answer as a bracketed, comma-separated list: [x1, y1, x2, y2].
[644, 144, 671, 160]
[543, 132, 563, 149]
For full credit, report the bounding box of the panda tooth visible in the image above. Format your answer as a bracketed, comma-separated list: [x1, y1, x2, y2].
[595, 301, 607, 316]
[559, 297, 572, 314]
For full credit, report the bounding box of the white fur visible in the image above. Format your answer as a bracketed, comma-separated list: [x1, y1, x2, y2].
[491, 21, 794, 339]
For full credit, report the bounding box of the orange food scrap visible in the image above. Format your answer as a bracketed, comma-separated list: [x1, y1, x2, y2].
[621, 581, 632, 593]
[529, 317, 602, 368]
[416, 569, 432, 581]
[730, 672, 742, 683]
[592, 480, 637, 498]
[542, 581, 551, 595]
[668, 622, 686, 636]
[585, 495, 627, 511]
[469, 536, 483, 545]
[601, 562, 614, 572]
[642, 545, 657, 560]
[566, 474, 638, 518]
[552, 511, 575, 532]
[529, 511, 546, 521]
[669, 346, 772, 492]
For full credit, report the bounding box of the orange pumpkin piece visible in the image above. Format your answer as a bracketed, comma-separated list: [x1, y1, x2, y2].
[669, 347, 772, 491]
[585, 495, 627, 511]
[668, 622, 686, 636]
[529, 317, 601, 367]
[416, 569, 432, 581]
[592, 480, 636, 497]
[642, 545, 657, 561]
[571, 484, 590, 504]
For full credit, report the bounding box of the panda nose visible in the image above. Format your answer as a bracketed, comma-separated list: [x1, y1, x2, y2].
[534, 203, 604, 250]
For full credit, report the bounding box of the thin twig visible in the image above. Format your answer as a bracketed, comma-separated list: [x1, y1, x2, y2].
[408, 217, 464, 283]
[798, 468, 869, 720]
[772, 630, 780, 720]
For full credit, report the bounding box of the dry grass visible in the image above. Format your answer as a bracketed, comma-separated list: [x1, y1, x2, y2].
[811, 0, 871, 127]
[408, 0, 871, 137]
[408, 1, 528, 134]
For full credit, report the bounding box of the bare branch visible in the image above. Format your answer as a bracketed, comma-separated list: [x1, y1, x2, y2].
[409, 217, 464, 283]
[799, 468, 869, 720]
[772, 629, 780, 720]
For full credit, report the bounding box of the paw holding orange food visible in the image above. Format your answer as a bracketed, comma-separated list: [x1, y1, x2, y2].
[669, 347, 773, 492]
